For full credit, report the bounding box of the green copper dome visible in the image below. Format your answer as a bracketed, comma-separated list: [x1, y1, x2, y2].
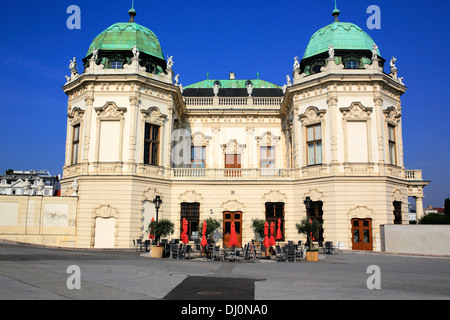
[86, 22, 165, 61]
[303, 21, 380, 60]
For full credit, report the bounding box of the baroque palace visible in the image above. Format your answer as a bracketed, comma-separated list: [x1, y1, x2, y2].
[0, 5, 429, 251]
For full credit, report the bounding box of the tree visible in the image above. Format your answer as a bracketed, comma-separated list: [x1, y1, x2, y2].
[444, 198, 450, 216]
[419, 213, 450, 225]
[198, 217, 222, 240]
[148, 219, 174, 244]
[251, 218, 265, 240]
[296, 218, 323, 251]
[5, 169, 13, 175]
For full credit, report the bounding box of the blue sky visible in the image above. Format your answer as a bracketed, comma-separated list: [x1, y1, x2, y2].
[0, 0, 448, 207]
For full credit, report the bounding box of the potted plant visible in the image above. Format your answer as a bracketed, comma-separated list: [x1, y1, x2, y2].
[251, 218, 265, 242]
[198, 217, 222, 242]
[296, 218, 323, 262]
[148, 219, 174, 258]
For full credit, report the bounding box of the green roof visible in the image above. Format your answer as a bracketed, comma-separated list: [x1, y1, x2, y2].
[86, 22, 165, 61]
[185, 79, 280, 89]
[303, 21, 380, 59]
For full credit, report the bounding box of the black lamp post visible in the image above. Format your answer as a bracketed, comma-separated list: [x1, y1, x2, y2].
[304, 197, 312, 213]
[153, 195, 162, 222]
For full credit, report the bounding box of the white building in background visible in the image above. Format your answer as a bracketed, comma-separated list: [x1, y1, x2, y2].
[0, 5, 430, 250]
[0, 170, 57, 196]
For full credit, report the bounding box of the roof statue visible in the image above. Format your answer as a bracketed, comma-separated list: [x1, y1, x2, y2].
[293, 56, 300, 70]
[372, 44, 379, 61]
[69, 57, 77, 71]
[286, 75, 291, 86]
[132, 44, 140, 60]
[328, 44, 335, 59]
[390, 57, 397, 71]
[167, 56, 174, 71]
[91, 47, 98, 61]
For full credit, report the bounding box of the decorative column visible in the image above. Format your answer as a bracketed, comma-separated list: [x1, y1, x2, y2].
[246, 122, 255, 168]
[327, 91, 339, 173]
[292, 105, 300, 169]
[164, 95, 174, 174]
[128, 90, 140, 173]
[83, 93, 94, 173]
[415, 196, 424, 221]
[374, 90, 386, 174]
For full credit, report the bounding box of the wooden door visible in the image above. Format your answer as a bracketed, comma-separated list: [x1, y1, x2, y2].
[223, 211, 242, 248]
[225, 154, 241, 177]
[351, 218, 373, 251]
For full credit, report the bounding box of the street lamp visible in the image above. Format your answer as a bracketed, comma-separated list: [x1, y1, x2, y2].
[153, 195, 162, 222]
[304, 197, 312, 212]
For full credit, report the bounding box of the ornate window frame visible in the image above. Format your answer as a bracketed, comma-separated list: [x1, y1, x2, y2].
[67, 107, 85, 166]
[91, 204, 119, 248]
[256, 131, 280, 169]
[94, 102, 126, 163]
[383, 106, 401, 167]
[339, 102, 373, 164]
[140, 106, 167, 166]
[299, 106, 327, 167]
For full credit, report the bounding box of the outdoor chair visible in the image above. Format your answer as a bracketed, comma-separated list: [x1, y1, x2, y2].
[179, 244, 191, 260]
[324, 241, 334, 254]
[144, 240, 151, 252]
[169, 244, 180, 259]
[225, 246, 238, 262]
[211, 245, 223, 262]
[163, 243, 170, 258]
[275, 245, 286, 262]
[318, 241, 324, 254]
[295, 244, 303, 259]
[136, 239, 144, 252]
[286, 244, 296, 262]
[333, 242, 341, 254]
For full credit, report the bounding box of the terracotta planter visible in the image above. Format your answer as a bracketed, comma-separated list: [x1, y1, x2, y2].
[150, 246, 164, 258]
[305, 250, 319, 262]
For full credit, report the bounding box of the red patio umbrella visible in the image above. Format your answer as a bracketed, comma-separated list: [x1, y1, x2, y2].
[309, 218, 315, 241]
[181, 218, 189, 244]
[263, 221, 270, 248]
[269, 221, 276, 246]
[149, 217, 155, 240]
[228, 221, 238, 248]
[201, 220, 208, 248]
[276, 219, 282, 244]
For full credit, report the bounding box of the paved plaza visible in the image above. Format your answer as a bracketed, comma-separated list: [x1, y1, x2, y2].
[0, 242, 449, 301]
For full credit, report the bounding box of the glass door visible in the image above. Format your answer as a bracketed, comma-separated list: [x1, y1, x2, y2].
[351, 218, 373, 251]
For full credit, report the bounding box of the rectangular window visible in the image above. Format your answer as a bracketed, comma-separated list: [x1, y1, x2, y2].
[111, 61, 122, 69]
[260, 146, 275, 168]
[181, 202, 200, 240]
[71, 124, 80, 165]
[144, 123, 160, 165]
[388, 125, 397, 165]
[346, 60, 358, 69]
[191, 146, 206, 168]
[306, 124, 322, 165]
[393, 201, 402, 225]
[265, 202, 285, 241]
